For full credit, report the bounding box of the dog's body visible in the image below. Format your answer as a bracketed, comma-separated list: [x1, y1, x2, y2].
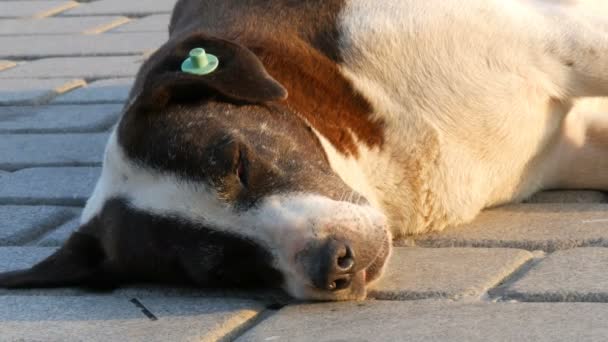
[1, 0, 608, 301]
[172, 0, 608, 236]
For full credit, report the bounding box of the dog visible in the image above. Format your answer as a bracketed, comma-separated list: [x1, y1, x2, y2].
[1, 0, 607, 301]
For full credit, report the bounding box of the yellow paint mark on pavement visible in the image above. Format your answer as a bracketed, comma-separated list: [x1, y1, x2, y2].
[83, 17, 131, 34]
[32, 1, 79, 19]
[53, 79, 87, 95]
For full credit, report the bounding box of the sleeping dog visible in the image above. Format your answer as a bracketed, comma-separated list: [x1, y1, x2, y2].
[1, 0, 608, 301]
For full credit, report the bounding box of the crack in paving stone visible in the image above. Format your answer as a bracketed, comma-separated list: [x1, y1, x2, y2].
[20, 211, 79, 246]
[129, 298, 158, 321]
[487, 252, 547, 301]
[221, 304, 286, 342]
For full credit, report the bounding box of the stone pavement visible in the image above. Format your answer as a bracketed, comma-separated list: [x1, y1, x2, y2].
[1, 1, 608, 341]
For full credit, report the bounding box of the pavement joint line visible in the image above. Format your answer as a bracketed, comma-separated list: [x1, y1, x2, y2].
[506, 293, 608, 303]
[50, 99, 127, 105]
[2, 52, 146, 61]
[582, 218, 608, 224]
[418, 236, 608, 253]
[29, 212, 82, 246]
[83, 16, 131, 34]
[0, 162, 102, 173]
[32, 1, 80, 19]
[20, 211, 77, 247]
[0, 198, 87, 207]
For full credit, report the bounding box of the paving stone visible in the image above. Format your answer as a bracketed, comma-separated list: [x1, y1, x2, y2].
[111, 14, 170, 32]
[0, 32, 167, 59]
[0, 296, 264, 342]
[0, 78, 84, 105]
[0, 56, 143, 79]
[504, 248, 608, 302]
[0, 133, 108, 170]
[53, 78, 133, 104]
[0, 247, 55, 272]
[238, 301, 608, 342]
[37, 216, 79, 246]
[0, 167, 100, 206]
[0, 206, 77, 245]
[526, 190, 608, 203]
[0, 1, 77, 19]
[417, 203, 608, 252]
[369, 247, 532, 300]
[63, 0, 176, 16]
[0, 16, 128, 35]
[0, 104, 122, 133]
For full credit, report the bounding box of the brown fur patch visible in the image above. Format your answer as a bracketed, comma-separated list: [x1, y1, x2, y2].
[249, 36, 384, 156]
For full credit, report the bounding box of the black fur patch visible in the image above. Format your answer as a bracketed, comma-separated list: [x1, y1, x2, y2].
[0, 198, 284, 290]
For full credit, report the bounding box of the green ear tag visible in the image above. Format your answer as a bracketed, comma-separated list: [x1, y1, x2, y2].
[181, 48, 219, 75]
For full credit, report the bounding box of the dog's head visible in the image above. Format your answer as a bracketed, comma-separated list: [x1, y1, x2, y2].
[0, 33, 391, 301]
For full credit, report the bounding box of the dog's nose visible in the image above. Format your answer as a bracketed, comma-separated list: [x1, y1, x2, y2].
[312, 239, 356, 291]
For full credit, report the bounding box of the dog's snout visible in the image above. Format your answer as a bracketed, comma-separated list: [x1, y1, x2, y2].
[312, 239, 356, 291]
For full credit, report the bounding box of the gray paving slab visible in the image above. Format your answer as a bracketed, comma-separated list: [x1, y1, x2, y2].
[369, 248, 532, 300]
[0, 296, 264, 342]
[0, 247, 55, 273]
[0, 206, 77, 245]
[111, 14, 170, 32]
[0, 16, 127, 35]
[0, 1, 77, 19]
[504, 248, 608, 302]
[0, 104, 121, 133]
[62, 0, 176, 16]
[238, 301, 608, 342]
[0, 32, 167, 59]
[0, 78, 84, 105]
[417, 203, 608, 252]
[0, 133, 108, 170]
[0, 167, 100, 206]
[0, 56, 143, 79]
[526, 190, 608, 203]
[37, 216, 79, 246]
[53, 78, 133, 104]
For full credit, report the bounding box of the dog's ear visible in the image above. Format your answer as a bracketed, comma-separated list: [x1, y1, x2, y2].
[0, 221, 115, 289]
[132, 32, 288, 110]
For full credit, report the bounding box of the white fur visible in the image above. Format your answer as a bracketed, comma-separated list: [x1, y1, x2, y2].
[83, 131, 388, 299]
[324, 0, 608, 235]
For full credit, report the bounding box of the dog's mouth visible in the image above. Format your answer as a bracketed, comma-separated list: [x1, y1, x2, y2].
[362, 234, 392, 286]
